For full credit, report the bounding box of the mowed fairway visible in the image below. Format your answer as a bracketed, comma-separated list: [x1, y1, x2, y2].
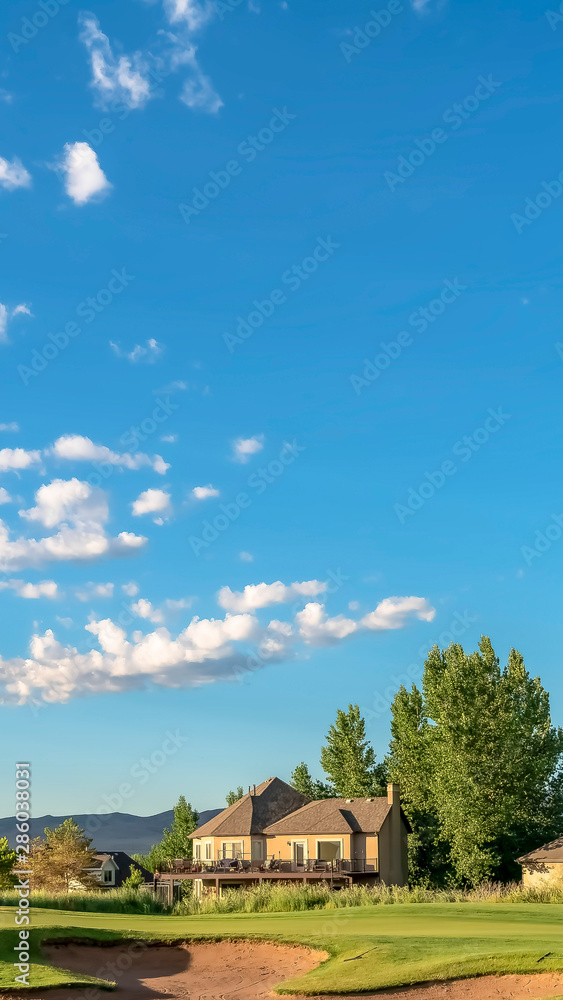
[2, 903, 563, 994]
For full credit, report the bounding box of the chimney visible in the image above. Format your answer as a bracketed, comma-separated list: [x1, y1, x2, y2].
[387, 782, 400, 807]
[248, 785, 251, 796]
[253, 783, 256, 795]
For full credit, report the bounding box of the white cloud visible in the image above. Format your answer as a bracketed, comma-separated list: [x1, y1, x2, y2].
[0, 579, 58, 599]
[79, 13, 153, 110]
[360, 596, 436, 630]
[163, 0, 214, 30]
[122, 581, 139, 597]
[0, 423, 19, 432]
[178, 53, 223, 114]
[131, 598, 164, 623]
[0, 448, 41, 471]
[110, 338, 163, 363]
[0, 156, 31, 191]
[161, 434, 177, 443]
[0, 488, 12, 504]
[0, 303, 33, 344]
[297, 596, 436, 646]
[0, 478, 146, 572]
[76, 582, 115, 602]
[218, 579, 327, 613]
[51, 435, 169, 475]
[191, 484, 219, 500]
[164, 597, 192, 611]
[131, 488, 171, 518]
[56, 616, 73, 628]
[239, 551, 253, 562]
[0, 589, 435, 704]
[232, 435, 264, 463]
[55, 142, 111, 206]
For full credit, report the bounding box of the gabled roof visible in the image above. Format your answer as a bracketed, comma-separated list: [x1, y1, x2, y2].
[189, 777, 310, 839]
[262, 797, 393, 836]
[518, 836, 563, 864]
[92, 851, 152, 884]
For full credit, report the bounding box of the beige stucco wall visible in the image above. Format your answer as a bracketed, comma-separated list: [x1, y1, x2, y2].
[521, 862, 563, 887]
[265, 833, 352, 860]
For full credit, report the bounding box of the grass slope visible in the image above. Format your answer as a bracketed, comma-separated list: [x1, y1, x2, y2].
[1, 903, 563, 994]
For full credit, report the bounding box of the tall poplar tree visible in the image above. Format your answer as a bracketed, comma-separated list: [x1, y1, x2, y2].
[320, 704, 387, 797]
[388, 637, 563, 885]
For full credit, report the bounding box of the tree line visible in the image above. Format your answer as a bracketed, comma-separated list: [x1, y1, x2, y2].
[290, 637, 563, 885]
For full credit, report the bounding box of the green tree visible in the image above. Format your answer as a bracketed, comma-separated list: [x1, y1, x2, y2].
[225, 786, 244, 806]
[136, 796, 199, 872]
[388, 637, 563, 886]
[122, 864, 145, 889]
[0, 837, 17, 889]
[290, 762, 334, 799]
[320, 704, 387, 797]
[31, 819, 99, 893]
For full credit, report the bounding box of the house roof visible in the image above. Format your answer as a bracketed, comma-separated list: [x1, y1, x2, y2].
[518, 837, 563, 864]
[92, 851, 152, 884]
[262, 797, 393, 836]
[189, 777, 310, 839]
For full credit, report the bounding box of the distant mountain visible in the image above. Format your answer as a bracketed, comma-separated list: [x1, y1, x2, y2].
[0, 808, 222, 855]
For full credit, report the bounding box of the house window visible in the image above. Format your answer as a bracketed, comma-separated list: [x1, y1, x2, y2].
[251, 840, 264, 861]
[205, 842, 212, 861]
[194, 843, 201, 861]
[317, 841, 341, 861]
[103, 870, 113, 882]
[222, 841, 243, 859]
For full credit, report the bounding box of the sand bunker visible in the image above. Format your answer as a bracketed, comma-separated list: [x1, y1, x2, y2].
[2, 940, 324, 1000]
[3, 941, 563, 1000]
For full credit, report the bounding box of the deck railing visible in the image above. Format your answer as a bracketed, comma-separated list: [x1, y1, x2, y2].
[159, 856, 379, 875]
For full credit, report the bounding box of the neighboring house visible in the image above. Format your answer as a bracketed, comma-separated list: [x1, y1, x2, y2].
[84, 851, 152, 890]
[154, 776, 410, 899]
[518, 837, 563, 886]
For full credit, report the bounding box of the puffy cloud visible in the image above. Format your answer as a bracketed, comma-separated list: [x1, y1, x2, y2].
[297, 596, 436, 646]
[0, 156, 31, 190]
[360, 596, 436, 630]
[161, 434, 177, 443]
[218, 579, 327, 613]
[232, 435, 264, 463]
[178, 53, 223, 114]
[0, 488, 12, 504]
[0, 448, 41, 471]
[55, 142, 111, 206]
[0, 589, 435, 704]
[191, 484, 219, 500]
[0, 478, 146, 571]
[20, 478, 107, 529]
[0, 579, 58, 599]
[110, 338, 163, 363]
[0, 423, 19, 432]
[131, 598, 164, 623]
[79, 13, 153, 110]
[239, 551, 253, 562]
[51, 435, 169, 475]
[163, 0, 214, 30]
[122, 581, 139, 597]
[131, 488, 171, 518]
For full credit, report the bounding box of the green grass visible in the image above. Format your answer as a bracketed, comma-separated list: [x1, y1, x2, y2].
[2, 903, 563, 994]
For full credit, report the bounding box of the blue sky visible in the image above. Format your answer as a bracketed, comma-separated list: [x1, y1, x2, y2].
[1, 0, 563, 820]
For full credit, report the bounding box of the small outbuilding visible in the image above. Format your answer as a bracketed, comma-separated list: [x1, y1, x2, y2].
[517, 837, 563, 886]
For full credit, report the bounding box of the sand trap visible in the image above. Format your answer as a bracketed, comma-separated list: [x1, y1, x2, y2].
[1, 939, 324, 999]
[3, 942, 563, 1000]
[304, 972, 563, 1000]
